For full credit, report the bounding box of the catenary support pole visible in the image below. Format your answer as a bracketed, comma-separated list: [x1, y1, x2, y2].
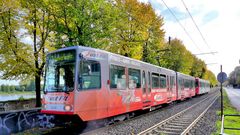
[220, 65, 223, 120]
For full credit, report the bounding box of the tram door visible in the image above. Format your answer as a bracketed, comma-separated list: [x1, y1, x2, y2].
[167, 75, 171, 101]
[142, 70, 151, 108]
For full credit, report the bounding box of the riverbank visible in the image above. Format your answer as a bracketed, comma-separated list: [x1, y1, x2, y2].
[0, 91, 43, 101]
[0, 91, 35, 95]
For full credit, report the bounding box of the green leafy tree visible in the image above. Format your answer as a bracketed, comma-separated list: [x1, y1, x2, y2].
[190, 56, 206, 77]
[5, 85, 10, 92]
[0, 0, 34, 80]
[10, 85, 15, 92]
[140, 2, 165, 64]
[106, 0, 142, 58]
[160, 38, 193, 74]
[203, 70, 217, 86]
[19, 0, 55, 106]
[107, 0, 165, 61]
[20, 85, 25, 92]
[228, 66, 240, 87]
[1, 0, 54, 106]
[49, 0, 117, 49]
[0, 85, 4, 92]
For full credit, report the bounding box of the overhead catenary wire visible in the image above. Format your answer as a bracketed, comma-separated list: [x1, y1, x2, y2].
[180, 0, 214, 54]
[160, 0, 202, 52]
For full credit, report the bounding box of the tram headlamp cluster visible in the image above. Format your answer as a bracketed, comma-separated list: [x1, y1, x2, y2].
[64, 105, 72, 111]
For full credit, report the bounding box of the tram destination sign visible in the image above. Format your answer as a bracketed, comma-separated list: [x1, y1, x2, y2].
[217, 72, 227, 83]
[48, 50, 75, 62]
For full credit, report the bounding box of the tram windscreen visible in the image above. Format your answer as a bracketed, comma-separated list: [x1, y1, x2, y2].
[44, 50, 76, 93]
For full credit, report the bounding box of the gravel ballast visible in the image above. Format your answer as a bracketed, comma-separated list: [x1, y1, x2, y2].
[188, 97, 220, 135]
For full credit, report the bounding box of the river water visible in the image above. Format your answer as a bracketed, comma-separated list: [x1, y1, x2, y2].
[0, 94, 38, 101]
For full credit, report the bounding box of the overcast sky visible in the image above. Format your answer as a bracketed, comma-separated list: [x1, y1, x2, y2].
[140, 0, 240, 77]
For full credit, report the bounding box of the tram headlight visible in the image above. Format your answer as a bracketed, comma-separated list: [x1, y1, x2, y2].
[64, 105, 72, 111]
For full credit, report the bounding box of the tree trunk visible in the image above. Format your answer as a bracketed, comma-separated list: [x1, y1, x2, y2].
[33, 6, 41, 107]
[35, 71, 41, 107]
[142, 42, 148, 62]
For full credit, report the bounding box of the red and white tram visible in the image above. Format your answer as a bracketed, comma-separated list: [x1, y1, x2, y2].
[41, 46, 210, 122]
[195, 78, 210, 95]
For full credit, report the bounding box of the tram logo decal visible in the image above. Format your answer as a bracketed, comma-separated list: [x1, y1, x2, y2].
[154, 94, 163, 102]
[46, 96, 68, 102]
[117, 90, 141, 104]
[81, 51, 106, 60]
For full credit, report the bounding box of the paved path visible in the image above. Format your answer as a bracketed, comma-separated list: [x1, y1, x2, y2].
[225, 87, 240, 111]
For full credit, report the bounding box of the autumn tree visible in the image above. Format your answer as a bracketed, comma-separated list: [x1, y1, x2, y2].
[107, 0, 165, 62]
[0, 0, 34, 80]
[0, 0, 54, 106]
[190, 56, 206, 78]
[203, 70, 217, 86]
[48, 0, 117, 49]
[20, 0, 55, 107]
[160, 38, 193, 74]
[107, 0, 142, 58]
[139, 2, 165, 64]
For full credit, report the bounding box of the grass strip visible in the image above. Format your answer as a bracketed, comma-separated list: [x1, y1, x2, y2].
[215, 89, 240, 135]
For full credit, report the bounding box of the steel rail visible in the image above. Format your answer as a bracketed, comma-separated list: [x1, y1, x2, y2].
[138, 93, 219, 135]
[181, 94, 219, 134]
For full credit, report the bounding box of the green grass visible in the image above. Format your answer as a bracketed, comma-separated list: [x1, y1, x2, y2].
[0, 91, 35, 95]
[215, 89, 240, 135]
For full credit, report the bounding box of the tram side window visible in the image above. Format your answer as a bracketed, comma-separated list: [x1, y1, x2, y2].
[184, 79, 190, 88]
[178, 78, 183, 89]
[189, 80, 192, 88]
[148, 72, 151, 92]
[170, 76, 174, 89]
[128, 68, 141, 89]
[192, 80, 195, 88]
[78, 60, 101, 90]
[160, 74, 166, 88]
[110, 65, 126, 89]
[189, 80, 193, 88]
[152, 73, 160, 88]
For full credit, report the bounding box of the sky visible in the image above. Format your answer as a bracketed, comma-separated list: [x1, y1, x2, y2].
[140, 0, 240, 77]
[1, 0, 240, 85]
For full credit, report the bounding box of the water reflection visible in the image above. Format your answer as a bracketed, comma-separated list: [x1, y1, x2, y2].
[0, 94, 36, 101]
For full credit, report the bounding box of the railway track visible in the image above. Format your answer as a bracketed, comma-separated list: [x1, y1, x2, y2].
[138, 92, 219, 135]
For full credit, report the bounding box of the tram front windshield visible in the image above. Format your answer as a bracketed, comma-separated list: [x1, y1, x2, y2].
[44, 50, 76, 93]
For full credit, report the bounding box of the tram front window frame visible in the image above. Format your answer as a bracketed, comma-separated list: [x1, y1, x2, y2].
[44, 50, 76, 93]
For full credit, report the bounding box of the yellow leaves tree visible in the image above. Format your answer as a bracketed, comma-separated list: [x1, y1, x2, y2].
[107, 0, 165, 63]
[0, 0, 34, 79]
[161, 38, 193, 74]
[203, 70, 217, 86]
[48, 0, 118, 49]
[0, 0, 55, 106]
[20, 0, 56, 107]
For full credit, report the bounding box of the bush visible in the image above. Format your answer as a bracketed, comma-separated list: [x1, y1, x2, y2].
[18, 96, 25, 101]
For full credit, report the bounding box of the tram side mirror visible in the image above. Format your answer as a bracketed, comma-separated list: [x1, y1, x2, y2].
[79, 53, 86, 61]
[79, 53, 84, 59]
